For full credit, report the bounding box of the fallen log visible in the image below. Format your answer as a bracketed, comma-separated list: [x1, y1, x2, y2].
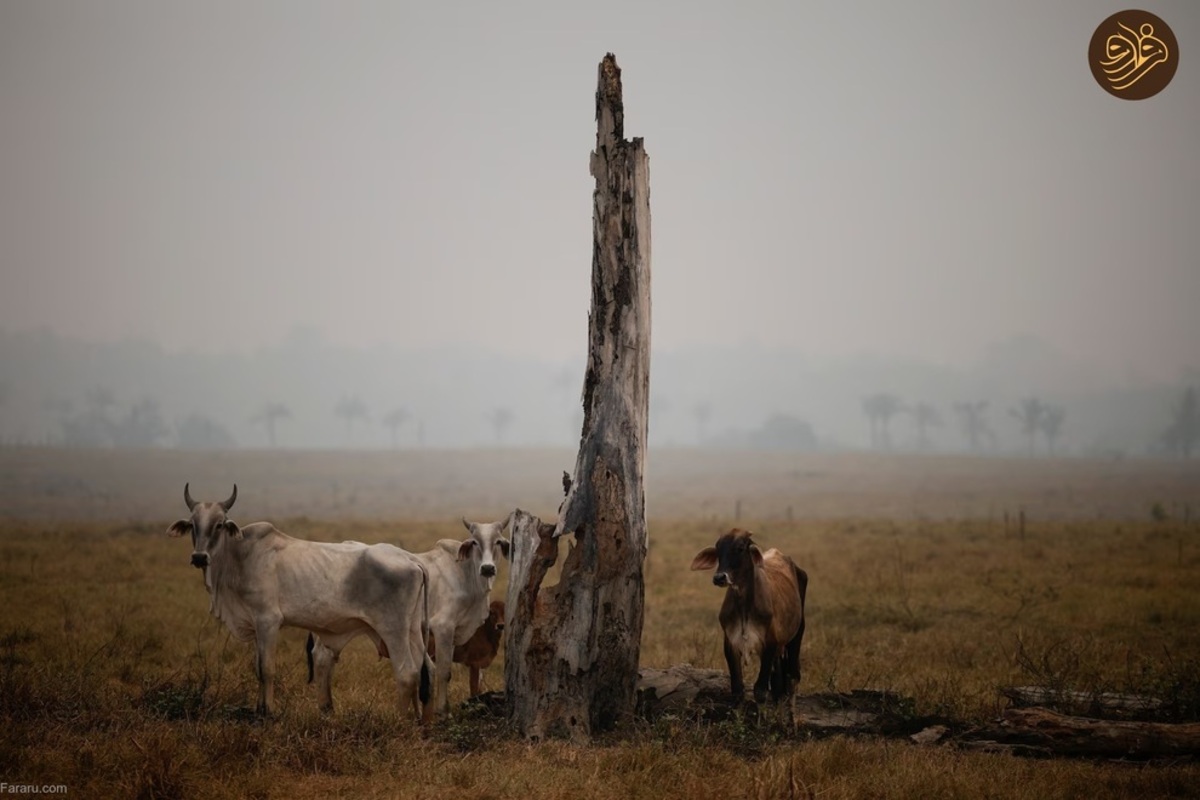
[1000, 685, 1164, 719]
[961, 707, 1200, 759]
[473, 664, 1200, 760]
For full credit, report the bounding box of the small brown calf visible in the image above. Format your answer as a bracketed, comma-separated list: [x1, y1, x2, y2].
[430, 599, 506, 696]
[691, 529, 807, 704]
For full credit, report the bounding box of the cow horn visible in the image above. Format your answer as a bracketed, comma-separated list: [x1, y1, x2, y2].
[220, 484, 238, 511]
[184, 483, 197, 512]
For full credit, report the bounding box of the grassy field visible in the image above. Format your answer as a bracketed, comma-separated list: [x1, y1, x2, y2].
[1, 449, 1199, 798]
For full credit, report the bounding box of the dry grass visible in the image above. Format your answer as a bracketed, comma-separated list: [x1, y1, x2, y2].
[1, 451, 1199, 798]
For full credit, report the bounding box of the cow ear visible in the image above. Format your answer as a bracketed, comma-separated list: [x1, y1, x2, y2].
[749, 545, 765, 566]
[457, 539, 477, 561]
[224, 520, 244, 541]
[166, 520, 192, 538]
[497, 538, 511, 560]
[690, 547, 718, 571]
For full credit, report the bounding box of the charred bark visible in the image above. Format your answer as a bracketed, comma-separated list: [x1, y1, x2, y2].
[504, 53, 651, 742]
[960, 707, 1200, 759]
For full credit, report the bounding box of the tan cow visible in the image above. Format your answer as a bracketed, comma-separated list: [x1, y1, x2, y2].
[307, 515, 510, 722]
[168, 484, 431, 719]
[690, 528, 807, 704]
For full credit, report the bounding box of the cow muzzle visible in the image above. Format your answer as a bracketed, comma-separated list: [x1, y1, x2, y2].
[713, 573, 729, 588]
[190, 553, 209, 569]
[480, 563, 496, 578]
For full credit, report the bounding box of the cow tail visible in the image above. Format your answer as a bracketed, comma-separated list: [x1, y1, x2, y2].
[305, 632, 316, 684]
[418, 563, 432, 705]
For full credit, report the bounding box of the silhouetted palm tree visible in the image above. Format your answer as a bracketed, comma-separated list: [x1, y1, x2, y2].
[334, 395, 369, 445]
[1162, 386, 1199, 458]
[953, 401, 990, 453]
[251, 402, 291, 447]
[382, 407, 410, 449]
[862, 393, 903, 450]
[1040, 405, 1065, 455]
[1010, 397, 1047, 457]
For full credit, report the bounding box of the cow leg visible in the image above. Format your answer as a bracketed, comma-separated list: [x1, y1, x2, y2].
[254, 619, 282, 716]
[370, 611, 429, 725]
[310, 634, 351, 713]
[768, 657, 787, 700]
[469, 665, 482, 697]
[754, 643, 777, 704]
[784, 626, 804, 699]
[429, 624, 455, 718]
[376, 629, 423, 723]
[723, 636, 744, 700]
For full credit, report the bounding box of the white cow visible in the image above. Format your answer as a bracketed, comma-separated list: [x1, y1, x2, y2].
[417, 516, 511, 720]
[307, 515, 511, 722]
[167, 484, 432, 719]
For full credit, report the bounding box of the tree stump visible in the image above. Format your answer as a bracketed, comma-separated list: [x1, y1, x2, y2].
[503, 53, 651, 742]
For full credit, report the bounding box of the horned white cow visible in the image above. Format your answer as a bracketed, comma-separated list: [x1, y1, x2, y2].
[417, 517, 511, 719]
[308, 515, 510, 721]
[167, 484, 431, 719]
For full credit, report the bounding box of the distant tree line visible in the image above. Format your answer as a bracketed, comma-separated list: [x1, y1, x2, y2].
[1161, 386, 1198, 458]
[853, 392, 1067, 455]
[1, 332, 1195, 457]
[842, 387, 1196, 458]
[9, 382, 1196, 458]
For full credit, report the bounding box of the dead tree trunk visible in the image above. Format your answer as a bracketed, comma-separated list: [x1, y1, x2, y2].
[504, 53, 651, 742]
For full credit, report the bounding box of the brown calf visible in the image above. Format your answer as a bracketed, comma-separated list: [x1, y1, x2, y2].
[429, 599, 506, 696]
[691, 529, 807, 703]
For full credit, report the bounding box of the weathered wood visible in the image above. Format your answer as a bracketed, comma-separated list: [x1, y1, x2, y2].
[962, 707, 1200, 759]
[502, 507, 560, 723]
[1000, 685, 1164, 719]
[487, 663, 1200, 760]
[504, 53, 651, 742]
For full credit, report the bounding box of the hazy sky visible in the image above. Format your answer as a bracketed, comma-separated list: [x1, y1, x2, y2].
[2, 1, 1197, 381]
